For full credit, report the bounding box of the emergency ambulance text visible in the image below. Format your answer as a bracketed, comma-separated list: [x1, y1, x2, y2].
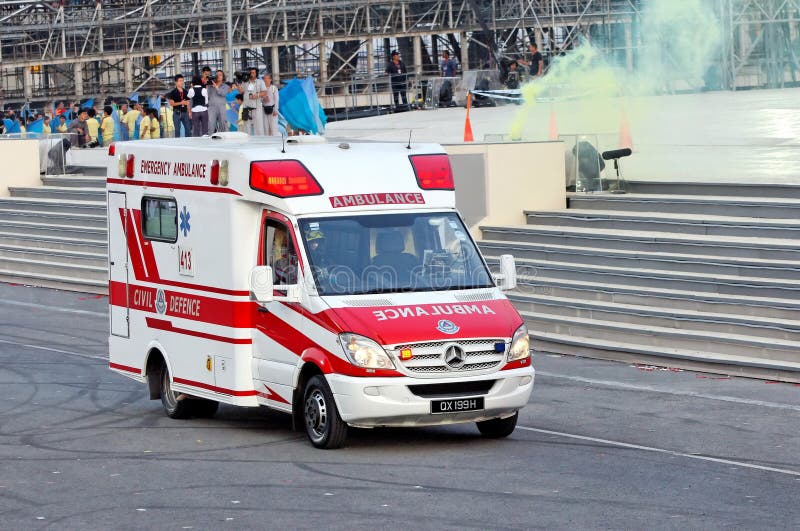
[139, 160, 207, 179]
[372, 304, 496, 321]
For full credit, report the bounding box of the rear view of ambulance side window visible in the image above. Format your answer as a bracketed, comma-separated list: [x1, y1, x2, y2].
[263, 219, 298, 285]
[142, 197, 178, 242]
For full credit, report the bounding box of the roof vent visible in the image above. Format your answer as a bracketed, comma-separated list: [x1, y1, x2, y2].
[210, 132, 249, 141]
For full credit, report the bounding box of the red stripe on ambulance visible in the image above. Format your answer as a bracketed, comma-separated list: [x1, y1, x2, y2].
[146, 317, 252, 344]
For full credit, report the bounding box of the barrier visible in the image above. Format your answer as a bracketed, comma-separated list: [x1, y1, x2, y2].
[0, 137, 41, 196]
[444, 140, 566, 237]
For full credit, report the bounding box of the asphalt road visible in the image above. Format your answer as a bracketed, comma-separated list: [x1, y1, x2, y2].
[1, 283, 799, 530]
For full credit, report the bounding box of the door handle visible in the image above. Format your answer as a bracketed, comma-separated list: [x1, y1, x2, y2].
[257, 306, 270, 313]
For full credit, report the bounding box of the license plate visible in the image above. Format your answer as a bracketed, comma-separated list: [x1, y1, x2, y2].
[431, 397, 484, 414]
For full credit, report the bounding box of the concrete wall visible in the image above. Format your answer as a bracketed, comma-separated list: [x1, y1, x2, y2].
[0, 139, 41, 197]
[445, 141, 566, 237]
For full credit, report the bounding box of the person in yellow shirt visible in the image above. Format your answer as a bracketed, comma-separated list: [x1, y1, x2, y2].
[42, 116, 52, 135]
[86, 108, 100, 146]
[122, 102, 141, 139]
[138, 111, 151, 140]
[100, 106, 115, 146]
[57, 115, 68, 133]
[161, 104, 174, 138]
[147, 109, 161, 139]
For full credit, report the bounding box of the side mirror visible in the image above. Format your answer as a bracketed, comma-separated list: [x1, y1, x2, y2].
[494, 254, 517, 291]
[249, 265, 302, 304]
[250, 266, 274, 303]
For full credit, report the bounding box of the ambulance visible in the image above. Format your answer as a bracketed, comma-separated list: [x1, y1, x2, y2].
[107, 133, 534, 448]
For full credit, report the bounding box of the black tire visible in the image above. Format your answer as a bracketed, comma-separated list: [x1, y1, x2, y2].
[190, 399, 220, 418]
[303, 375, 348, 449]
[476, 412, 518, 438]
[160, 365, 193, 419]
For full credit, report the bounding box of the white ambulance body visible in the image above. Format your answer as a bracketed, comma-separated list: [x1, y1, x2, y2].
[107, 133, 534, 448]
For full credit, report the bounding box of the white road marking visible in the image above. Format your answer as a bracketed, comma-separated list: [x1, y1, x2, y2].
[537, 370, 800, 412]
[0, 338, 106, 362]
[517, 426, 800, 477]
[0, 299, 106, 317]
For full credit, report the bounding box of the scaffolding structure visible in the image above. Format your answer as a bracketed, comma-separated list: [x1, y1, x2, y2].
[0, 1, 798, 106]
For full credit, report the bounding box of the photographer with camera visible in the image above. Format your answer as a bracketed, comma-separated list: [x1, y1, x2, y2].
[241, 67, 267, 136]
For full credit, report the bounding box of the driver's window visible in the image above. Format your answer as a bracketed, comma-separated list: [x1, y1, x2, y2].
[264, 219, 297, 285]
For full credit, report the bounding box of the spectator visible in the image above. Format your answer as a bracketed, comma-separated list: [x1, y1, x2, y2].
[200, 66, 212, 88]
[67, 108, 90, 147]
[42, 116, 51, 135]
[147, 108, 161, 139]
[18, 118, 26, 133]
[520, 43, 543, 78]
[262, 73, 280, 137]
[138, 108, 151, 140]
[188, 76, 209, 137]
[124, 103, 142, 139]
[440, 50, 457, 77]
[234, 93, 245, 131]
[167, 74, 192, 138]
[86, 108, 100, 145]
[505, 61, 521, 89]
[55, 102, 66, 116]
[100, 106, 115, 146]
[57, 115, 68, 133]
[208, 69, 231, 133]
[241, 67, 267, 136]
[385, 50, 409, 110]
[118, 103, 130, 140]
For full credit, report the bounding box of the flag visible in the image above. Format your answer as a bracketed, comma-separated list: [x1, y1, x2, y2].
[81, 98, 94, 109]
[226, 108, 239, 131]
[149, 96, 161, 115]
[129, 92, 140, 103]
[278, 78, 327, 134]
[111, 103, 123, 142]
[226, 88, 239, 103]
[2, 119, 21, 134]
[27, 118, 44, 134]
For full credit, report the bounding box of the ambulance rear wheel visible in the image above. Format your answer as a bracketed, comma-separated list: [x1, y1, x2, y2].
[476, 412, 518, 438]
[303, 375, 347, 449]
[160, 366, 192, 419]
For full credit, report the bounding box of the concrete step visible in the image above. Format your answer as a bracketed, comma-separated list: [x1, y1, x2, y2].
[625, 181, 800, 199]
[0, 231, 107, 253]
[0, 269, 106, 295]
[9, 186, 106, 202]
[0, 243, 107, 268]
[531, 331, 800, 383]
[0, 197, 106, 217]
[0, 219, 106, 241]
[0, 255, 107, 282]
[484, 255, 800, 301]
[522, 310, 800, 369]
[507, 276, 800, 322]
[479, 240, 800, 281]
[514, 293, 800, 342]
[480, 225, 800, 262]
[0, 208, 107, 229]
[567, 193, 800, 219]
[526, 209, 800, 240]
[41, 175, 107, 188]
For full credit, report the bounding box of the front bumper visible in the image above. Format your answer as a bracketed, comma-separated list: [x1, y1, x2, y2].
[326, 366, 534, 428]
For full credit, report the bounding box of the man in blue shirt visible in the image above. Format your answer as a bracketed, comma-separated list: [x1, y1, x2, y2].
[440, 50, 457, 77]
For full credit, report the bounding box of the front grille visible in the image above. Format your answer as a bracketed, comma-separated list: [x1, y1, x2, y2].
[391, 339, 507, 377]
[408, 380, 496, 398]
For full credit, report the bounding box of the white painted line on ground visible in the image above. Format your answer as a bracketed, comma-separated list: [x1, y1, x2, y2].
[0, 299, 106, 317]
[537, 371, 800, 412]
[0, 338, 106, 362]
[517, 426, 800, 477]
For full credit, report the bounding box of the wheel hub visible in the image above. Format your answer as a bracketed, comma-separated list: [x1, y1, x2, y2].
[305, 389, 328, 440]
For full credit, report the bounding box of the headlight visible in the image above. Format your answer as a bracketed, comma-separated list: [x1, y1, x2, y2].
[507, 324, 531, 362]
[339, 333, 396, 370]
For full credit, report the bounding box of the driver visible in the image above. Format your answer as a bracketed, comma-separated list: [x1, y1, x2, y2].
[305, 229, 329, 280]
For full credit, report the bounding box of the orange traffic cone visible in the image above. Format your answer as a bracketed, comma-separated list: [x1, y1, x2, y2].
[548, 106, 559, 140]
[463, 93, 474, 142]
[619, 110, 633, 150]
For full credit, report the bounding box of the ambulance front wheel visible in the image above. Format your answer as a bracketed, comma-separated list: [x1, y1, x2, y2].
[160, 365, 193, 419]
[303, 375, 348, 449]
[476, 411, 518, 438]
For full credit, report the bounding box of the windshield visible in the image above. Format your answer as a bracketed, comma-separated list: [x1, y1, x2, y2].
[298, 212, 494, 295]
